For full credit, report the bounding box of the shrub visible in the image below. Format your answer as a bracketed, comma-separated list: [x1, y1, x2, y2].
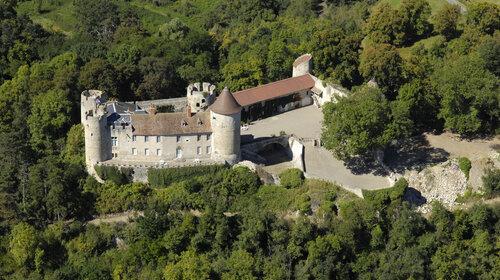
[482, 168, 500, 197]
[96, 181, 151, 214]
[362, 178, 408, 209]
[458, 157, 471, 180]
[295, 193, 311, 215]
[223, 166, 261, 195]
[254, 185, 291, 211]
[279, 168, 304, 189]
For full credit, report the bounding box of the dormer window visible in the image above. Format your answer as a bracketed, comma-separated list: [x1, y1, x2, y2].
[197, 120, 203, 126]
[181, 121, 187, 127]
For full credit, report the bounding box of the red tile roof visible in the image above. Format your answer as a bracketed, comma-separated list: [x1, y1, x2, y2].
[233, 74, 315, 107]
[293, 54, 312, 67]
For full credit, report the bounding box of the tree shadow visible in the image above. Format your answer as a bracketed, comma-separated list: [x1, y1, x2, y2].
[343, 156, 389, 176]
[384, 135, 450, 173]
[404, 187, 427, 207]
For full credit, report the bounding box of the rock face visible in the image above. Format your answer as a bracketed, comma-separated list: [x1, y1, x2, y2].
[405, 159, 468, 213]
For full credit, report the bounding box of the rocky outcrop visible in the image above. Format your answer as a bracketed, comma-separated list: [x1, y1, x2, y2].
[405, 159, 468, 214]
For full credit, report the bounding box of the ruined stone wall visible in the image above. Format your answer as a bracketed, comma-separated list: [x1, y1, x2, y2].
[127, 97, 188, 113]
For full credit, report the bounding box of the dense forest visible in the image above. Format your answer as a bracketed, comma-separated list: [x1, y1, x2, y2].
[0, 0, 499, 279]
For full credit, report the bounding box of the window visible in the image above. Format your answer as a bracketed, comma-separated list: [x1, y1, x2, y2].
[182, 121, 187, 127]
[176, 147, 182, 158]
[197, 146, 201, 155]
[157, 136, 161, 143]
[112, 137, 118, 147]
[207, 134, 211, 141]
[145, 148, 150, 156]
[157, 149, 161, 156]
[132, 135, 136, 142]
[132, 148, 137, 155]
[145, 136, 149, 143]
[206, 146, 211, 154]
[197, 135, 201, 141]
[176, 136, 181, 142]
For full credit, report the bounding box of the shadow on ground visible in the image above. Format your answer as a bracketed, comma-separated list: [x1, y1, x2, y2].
[404, 187, 427, 206]
[343, 157, 389, 176]
[384, 135, 450, 173]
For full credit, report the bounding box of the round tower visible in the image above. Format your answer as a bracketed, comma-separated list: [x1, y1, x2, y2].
[292, 54, 313, 77]
[209, 87, 242, 165]
[81, 90, 110, 174]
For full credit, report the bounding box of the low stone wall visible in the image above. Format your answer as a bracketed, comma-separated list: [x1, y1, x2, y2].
[127, 97, 188, 112]
[289, 137, 305, 172]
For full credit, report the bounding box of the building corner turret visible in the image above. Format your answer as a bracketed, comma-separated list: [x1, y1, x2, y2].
[209, 87, 242, 165]
[81, 90, 110, 176]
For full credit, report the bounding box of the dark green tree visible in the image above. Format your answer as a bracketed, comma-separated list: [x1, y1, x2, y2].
[467, 2, 500, 35]
[433, 55, 499, 134]
[359, 43, 403, 97]
[434, 3, 462, 40]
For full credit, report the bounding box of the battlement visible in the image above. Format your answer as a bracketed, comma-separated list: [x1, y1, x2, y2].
[187, 82, 217, 114]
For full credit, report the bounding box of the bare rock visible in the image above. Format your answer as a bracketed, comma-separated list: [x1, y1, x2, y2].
[405, 159, 468, 214]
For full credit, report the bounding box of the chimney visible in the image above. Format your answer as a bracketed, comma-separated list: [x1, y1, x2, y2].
[187, 105, 192, 117]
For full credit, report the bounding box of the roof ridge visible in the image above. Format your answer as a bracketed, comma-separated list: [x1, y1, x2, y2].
[233, 74, 312, 95]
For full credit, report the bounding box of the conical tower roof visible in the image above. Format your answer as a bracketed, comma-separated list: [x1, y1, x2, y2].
[210, 87, 242, 115]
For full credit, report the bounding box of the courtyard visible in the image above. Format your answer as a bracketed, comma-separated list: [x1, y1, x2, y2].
[241, 105, 392, 191]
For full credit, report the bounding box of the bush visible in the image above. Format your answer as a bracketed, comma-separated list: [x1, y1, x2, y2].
[279, 168, 304, 189]
[254, 185, 292, 211]
[148, 164, 226, 187]
[295, 193, 311, 215]
[223, 166, 261, 195]
[96, 181, 151, 214]
[458, 157, 471, 180]
[362, 178, 408, 209]
[482, 168, 500, 197]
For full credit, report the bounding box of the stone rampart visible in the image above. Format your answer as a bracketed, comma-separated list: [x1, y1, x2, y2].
[127, 97, 188, 112]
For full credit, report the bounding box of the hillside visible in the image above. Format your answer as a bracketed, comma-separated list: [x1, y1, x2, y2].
[0, 0, 498, 279]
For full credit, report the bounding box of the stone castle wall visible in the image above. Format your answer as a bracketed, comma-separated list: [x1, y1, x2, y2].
[128, 97, 188, 113]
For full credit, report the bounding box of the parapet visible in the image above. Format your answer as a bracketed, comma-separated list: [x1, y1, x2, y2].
[187, 82, 217, 114]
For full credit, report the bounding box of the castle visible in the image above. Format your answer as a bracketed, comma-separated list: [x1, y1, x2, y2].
[82, 54, 347, 177]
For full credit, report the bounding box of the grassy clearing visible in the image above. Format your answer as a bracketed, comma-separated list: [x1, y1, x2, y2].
[398, 34, 444, 58]
[380, 0, 451, 15]
[255, 178, 359, 213]
[15, 0, 208, 37]
[17, 0, 77, 35]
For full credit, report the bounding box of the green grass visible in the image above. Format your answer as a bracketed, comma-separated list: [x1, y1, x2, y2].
[17, 0, 78, 36]
[380, 0, 452, 15]
[254, 179, 358, 213]
[398, 34, 445, 58]
[15, 0, 212, 37]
